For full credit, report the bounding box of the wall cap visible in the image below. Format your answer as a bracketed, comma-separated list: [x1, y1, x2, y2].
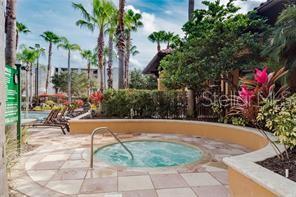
[224, 137, 296, 196]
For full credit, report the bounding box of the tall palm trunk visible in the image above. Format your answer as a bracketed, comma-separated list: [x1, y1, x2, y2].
[107, 34, 113, 89]
[5, 0, 17, 66]
[157, 41, 160, 52]
[187, 0, 195, 118]
[87, 61, 91, 95]
[45, 42, 52, 94]
[117, 0, 126, 89]
[98, 27, 104, 91]
[124, 31, 131, 88]
[35, 56, 39, 96]
[103, 56, 106, 90]
[25, 63, 29, 117]
[35, 57, 39, 105]
[0, 1, 9, 194]
[67, 50, 71, 103]
[29, 63, 33, 107]
[16, 30, 19, 49]
[188, 0, 194, 20]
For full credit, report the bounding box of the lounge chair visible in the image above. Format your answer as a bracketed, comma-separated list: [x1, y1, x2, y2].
[53, 107, 70, 132]
[30, 109, 68, 135]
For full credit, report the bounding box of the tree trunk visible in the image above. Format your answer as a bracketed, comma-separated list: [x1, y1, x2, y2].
[188, 0, 194, 20]
[117, 0, 126, 89]
[124, 31, 131, 88]
[87, 61, 91, 95]
[25, 64, 29, 117]
[157, 41, 160, 52]
[0, 1, 9, 195]
[107, 34, 113, 89]
[187, 89, 194, 118]
[45, 42, 52, 94]
[67, 50, 71, 103]
[29, 63, 33, 107]
[98, 27, 104, 91]
[103, 56, 106, 90]
[15, 31, 18, 49]
[35, 57, 39, 97]
[167, 41, 170, 49]
[5, 0, 17, 67]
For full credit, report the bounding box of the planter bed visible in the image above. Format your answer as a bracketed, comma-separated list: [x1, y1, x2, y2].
[258, 148, 296, 182]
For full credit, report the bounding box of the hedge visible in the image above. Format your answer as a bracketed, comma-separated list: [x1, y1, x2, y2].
[102, 89, 187, 119]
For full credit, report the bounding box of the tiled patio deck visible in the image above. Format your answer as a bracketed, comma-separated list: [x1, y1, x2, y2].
[9, 127, 249, 197]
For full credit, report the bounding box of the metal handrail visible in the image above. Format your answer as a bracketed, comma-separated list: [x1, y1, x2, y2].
[90, 127, 134, 168]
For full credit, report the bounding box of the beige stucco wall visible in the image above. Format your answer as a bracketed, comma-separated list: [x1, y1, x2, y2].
[69, 119, 267, 151]
[228, 167, 276, 197]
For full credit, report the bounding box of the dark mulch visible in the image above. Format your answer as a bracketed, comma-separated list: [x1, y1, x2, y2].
[257, 148, 296, 182]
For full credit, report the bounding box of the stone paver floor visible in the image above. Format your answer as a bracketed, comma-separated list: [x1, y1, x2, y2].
[9, 127, 249, 197]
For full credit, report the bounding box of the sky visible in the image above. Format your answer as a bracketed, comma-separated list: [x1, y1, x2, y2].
[17, 0, 266, 71]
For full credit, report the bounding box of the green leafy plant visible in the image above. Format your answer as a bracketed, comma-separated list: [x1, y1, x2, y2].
[258, 95, 296, 149]
[102, 89, 187, 119]
[229, 67, 289, 158]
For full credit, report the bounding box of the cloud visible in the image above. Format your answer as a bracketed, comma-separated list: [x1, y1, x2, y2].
[17, 0, 266, 72]
[165, 10, 173, 15]
[126, 5, 157, 35]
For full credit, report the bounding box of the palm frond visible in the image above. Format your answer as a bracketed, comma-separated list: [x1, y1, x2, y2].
[72, 3, 92, 22]
[76, 20, 95, 31]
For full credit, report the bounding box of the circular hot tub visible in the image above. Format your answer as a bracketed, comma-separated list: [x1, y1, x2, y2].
[94, 140, 203, 168]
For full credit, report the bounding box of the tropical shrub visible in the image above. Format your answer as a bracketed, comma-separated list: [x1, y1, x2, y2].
[45, 100, 56, 108]
[74, 99, 84, 108]
[89, 91, 104, 105]
[129, 69, 157, 90]
[229, 66, 289, 157]
[102, 89, 187, 119]
[229, 67, 288, 124]
[257, 94, 296, 149]
[33, 106, 42, 111]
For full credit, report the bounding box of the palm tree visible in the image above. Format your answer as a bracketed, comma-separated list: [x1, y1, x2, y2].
[80, 49, 98, 94]
[106, 8, 118, 89]
[30, 44, 45, 97]
[164, 31, 174, 49]
[16, 22, 30, 50]
[117, 0, 126, 89]
[169, 34, 182, 49]
[0, 3, 7, 194]
[40, 31, 61, 93]
[188, 0, 195, 20]
[148, 31, 166, 52]
[73, 0, 116, 91]
[263, 5, 296, 92]
[57, 37, 81, 102]
[124, 9, 143, 88]
[5, 0, 17, 66]
[80, 50, 93, 81]
[17, 47, 38, 109]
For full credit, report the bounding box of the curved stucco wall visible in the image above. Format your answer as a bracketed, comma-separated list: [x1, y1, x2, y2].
[69, 119, 267, 151]
[69, 119, 296, 196]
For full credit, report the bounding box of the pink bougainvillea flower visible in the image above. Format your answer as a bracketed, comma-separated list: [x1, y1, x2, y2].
[239, 85, 254, 104]
[255, 67, 268, 84]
